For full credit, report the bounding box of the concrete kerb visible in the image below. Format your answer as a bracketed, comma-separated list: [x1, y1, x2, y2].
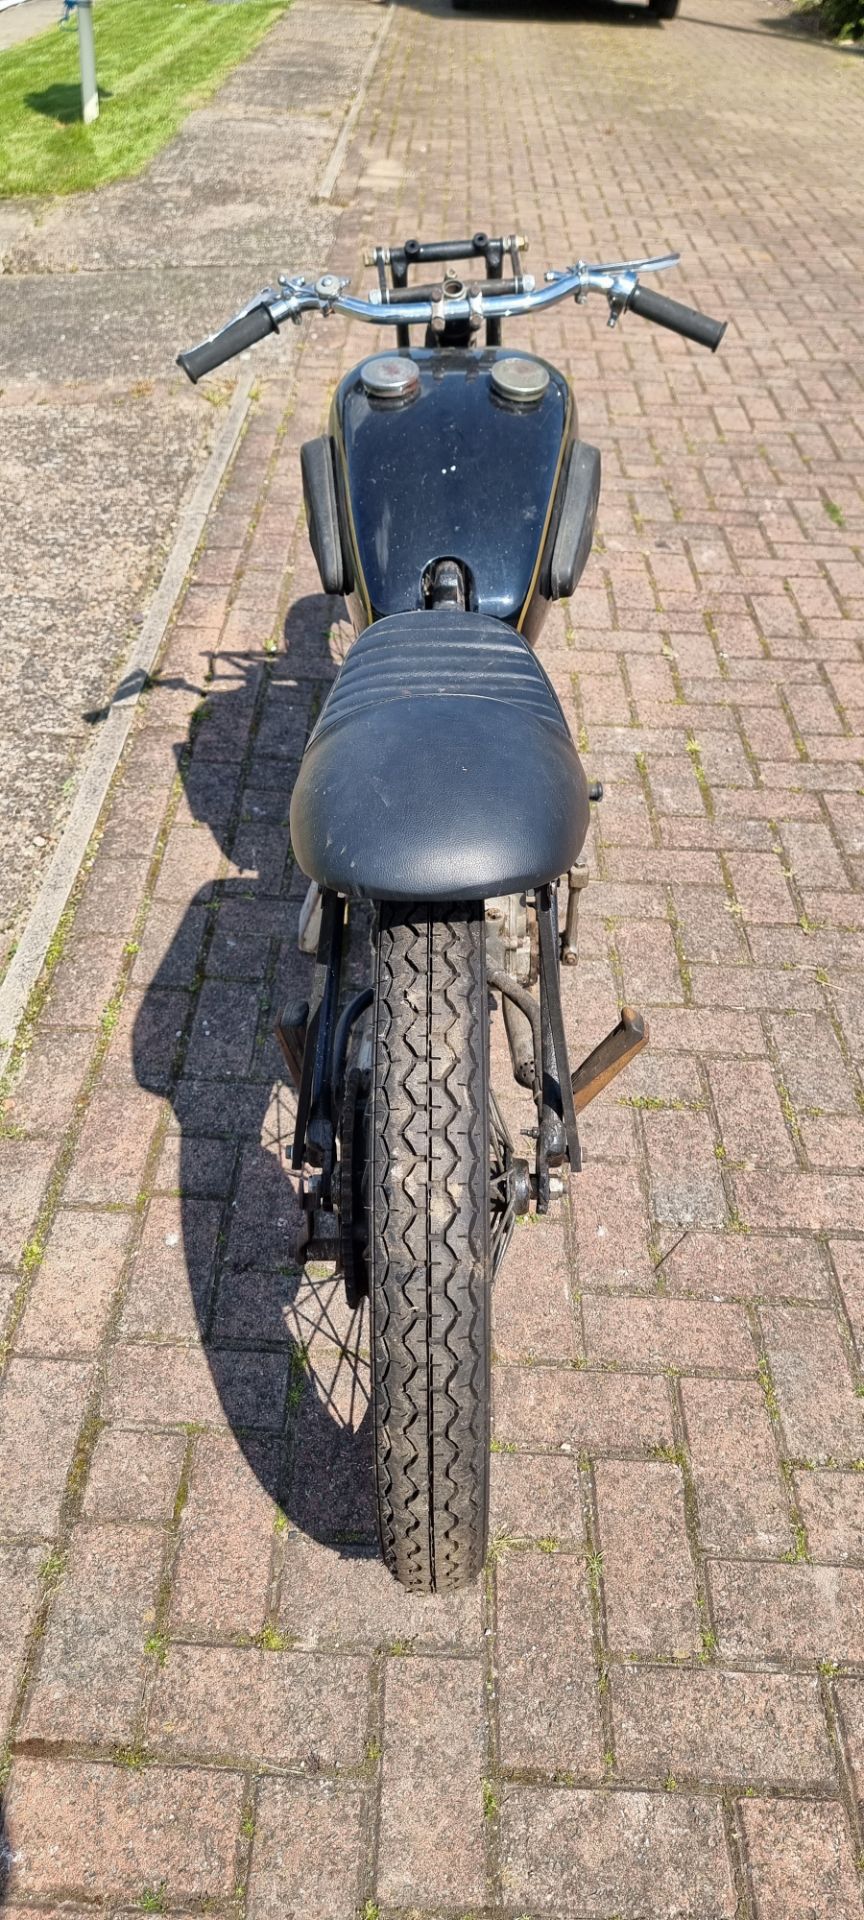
[0, 367, 255, 1075]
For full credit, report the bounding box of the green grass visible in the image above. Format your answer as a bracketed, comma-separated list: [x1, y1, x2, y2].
[0, 0, 290, 198]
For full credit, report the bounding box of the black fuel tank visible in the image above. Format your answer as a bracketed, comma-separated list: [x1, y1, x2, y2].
[331, 348, 571, 634]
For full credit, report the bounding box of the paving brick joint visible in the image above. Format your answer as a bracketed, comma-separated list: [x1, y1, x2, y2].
[1, 0, 864, 1913]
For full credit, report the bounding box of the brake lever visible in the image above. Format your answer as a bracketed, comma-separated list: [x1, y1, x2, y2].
[592, 252, 680, 277]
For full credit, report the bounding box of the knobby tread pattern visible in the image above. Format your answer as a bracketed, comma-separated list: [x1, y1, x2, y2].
[370, 901, 491, 1593]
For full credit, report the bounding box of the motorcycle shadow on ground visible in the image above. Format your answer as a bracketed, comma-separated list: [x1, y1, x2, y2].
[132, 594, 378, 1563]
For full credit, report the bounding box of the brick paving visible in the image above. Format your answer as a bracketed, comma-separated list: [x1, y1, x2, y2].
[1, 0, 864, 1913]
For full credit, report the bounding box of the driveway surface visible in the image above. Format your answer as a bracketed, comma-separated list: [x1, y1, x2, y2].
[0, 0, 379, 975]
[0, 2, 62, 55]
[2, 0, 864, 1914]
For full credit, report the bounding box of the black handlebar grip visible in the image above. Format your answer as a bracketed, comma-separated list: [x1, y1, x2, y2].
[628, 284, 727, 353]
[176, 303, 277, 383]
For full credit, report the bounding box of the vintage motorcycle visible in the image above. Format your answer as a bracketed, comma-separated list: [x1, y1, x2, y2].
[178, 234, 726, 1593]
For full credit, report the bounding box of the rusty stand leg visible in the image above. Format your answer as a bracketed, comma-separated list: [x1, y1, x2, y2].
[571, 1008, 650, 1112]
[275, 998, 309, 1090]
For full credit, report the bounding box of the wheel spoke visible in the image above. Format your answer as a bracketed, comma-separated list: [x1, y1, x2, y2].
[489, 1088, 517, 1275]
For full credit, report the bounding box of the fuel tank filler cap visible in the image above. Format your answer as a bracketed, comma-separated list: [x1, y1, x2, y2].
[361, 355, 420, 403]
[490, 356, 550, 406]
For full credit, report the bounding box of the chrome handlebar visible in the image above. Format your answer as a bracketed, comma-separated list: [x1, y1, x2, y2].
[266, 252, 681, 330]
[177, 252, 727, 384]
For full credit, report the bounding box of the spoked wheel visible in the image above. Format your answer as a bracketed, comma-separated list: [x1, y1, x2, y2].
[368, 900, 501, 1593]
[490, 1088, 520, 1277]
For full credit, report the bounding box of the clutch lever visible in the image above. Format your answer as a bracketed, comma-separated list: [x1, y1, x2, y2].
[592, 252, 681, 277]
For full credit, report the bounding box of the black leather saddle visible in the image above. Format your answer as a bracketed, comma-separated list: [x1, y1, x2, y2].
[289, 609, 589, 902]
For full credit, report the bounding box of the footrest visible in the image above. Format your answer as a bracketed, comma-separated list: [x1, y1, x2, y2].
[571, 1007, 649, 1113]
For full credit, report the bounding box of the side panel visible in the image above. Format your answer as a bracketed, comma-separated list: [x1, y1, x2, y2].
[332, 348, 571, 632]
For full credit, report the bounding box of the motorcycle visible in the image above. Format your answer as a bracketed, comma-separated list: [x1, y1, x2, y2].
[178, 233, 726, 1593]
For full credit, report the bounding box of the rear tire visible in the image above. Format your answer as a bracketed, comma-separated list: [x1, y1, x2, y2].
[370, 902, 490, 1593]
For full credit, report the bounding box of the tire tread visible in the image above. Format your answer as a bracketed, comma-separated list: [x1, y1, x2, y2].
[370, 901, 489, 1592]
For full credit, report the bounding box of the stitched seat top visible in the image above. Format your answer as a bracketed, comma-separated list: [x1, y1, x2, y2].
[311, 610, 569, 740]
[290, 609, 588, 902]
